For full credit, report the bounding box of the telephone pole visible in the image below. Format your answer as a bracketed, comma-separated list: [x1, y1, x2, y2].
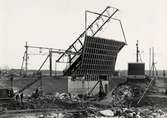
[49, 49, 52, 77]
[136, 40, 139, 63]
[25, 42, 28, 76]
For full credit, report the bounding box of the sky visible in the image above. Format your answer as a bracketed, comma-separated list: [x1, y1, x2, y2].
[0, 0, 167, 70]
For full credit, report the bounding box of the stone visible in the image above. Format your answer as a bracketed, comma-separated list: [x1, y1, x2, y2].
[99, 109, 114, 117]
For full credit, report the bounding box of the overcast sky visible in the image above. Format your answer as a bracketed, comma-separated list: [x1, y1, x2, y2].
[0, 0, 167, 70]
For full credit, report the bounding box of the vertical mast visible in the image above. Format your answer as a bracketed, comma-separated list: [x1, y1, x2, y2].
[49, 49, 52, 77]
[149, 48, 151, 76]
[152, 47, 154, 77]
[25, 42, 28, 76]
[136, 40, 139, 63]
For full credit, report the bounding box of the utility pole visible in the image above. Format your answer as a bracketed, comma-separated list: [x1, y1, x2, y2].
[136, 40, 139, 63]
[25, 42, 28, 76]
[152, 47, 155, 77]
[149, 47, 157, 77]
[149, 48, 151, 76]
[137, 47, 156, 105]
[49, 49, 52, 77]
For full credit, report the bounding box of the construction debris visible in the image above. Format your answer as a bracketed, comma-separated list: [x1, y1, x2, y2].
[1, 90, 167, 118]
[87, 106, 167, 118]
[100, 85, 134, 107]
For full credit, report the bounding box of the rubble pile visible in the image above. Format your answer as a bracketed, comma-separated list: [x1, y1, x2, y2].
[101, 85, 134, 107]
[86, 106, 167, 118]
[1, 91, 167, 118]
[1, 105, 167, 118]
[25, 92, 82, 109]
[0, 92, 82, 111]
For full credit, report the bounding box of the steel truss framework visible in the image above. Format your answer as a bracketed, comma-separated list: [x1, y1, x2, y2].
[56, 6, 126, 77]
